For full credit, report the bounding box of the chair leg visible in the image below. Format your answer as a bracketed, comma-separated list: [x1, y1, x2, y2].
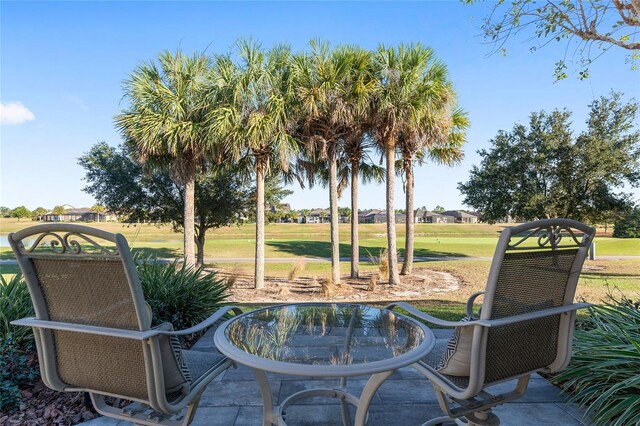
[422, 411, 499, 426]
[180, 390, 204, 426]
[90, 393, 198, 426]
[464, 410, 500, 426]
[422, 415, 461, 425]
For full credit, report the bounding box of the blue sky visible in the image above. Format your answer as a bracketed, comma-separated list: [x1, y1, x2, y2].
[1, 1, 638, 212]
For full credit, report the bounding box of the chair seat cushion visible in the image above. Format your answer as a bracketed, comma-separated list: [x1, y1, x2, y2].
[437, 316, 473, 376]
[154, 323, 192, 395]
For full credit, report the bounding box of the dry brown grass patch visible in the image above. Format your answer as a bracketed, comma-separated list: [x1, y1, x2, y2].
[367, 274, 378, 292]
[225, 264, 245, 287]
[367, 248, 389, 282]
[288, 259, 306, 281]
[276, 285, 291, 298]
[321, 277, 336, 297]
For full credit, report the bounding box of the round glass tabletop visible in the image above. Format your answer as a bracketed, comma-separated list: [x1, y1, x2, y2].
[216, 303, 433, 375]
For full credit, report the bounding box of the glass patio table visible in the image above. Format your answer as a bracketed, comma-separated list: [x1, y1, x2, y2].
[213, 303, 435, 426]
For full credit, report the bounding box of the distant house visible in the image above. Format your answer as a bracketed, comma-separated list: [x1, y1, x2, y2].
[441, 210, 480, 224]
[414, 209, 427, 223]
[42, 207, 116, 222]
[338, 215, 351, 224]
[467, 211, 483, 221]
[394, 213, 406, 224]
[269, 203, 294, 223]
[358, 209, 383, 223]
[500, 215, 516, 223]
[358, 209, 406, 224]
[298, 208, 330, 224]
[414, 209, 452, 223]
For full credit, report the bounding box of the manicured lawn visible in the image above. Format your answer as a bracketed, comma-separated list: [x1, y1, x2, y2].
[425, 258, 640, 303]
[2, 218, 638, 305]
[238, 300, 469, 324]
[3, 219, 636, 260]
[588, 237, 640, 256]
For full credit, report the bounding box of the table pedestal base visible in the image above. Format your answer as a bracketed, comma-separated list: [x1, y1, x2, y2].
[252, 369, 394, 426]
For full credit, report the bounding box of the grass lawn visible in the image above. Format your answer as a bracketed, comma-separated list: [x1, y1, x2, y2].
[2, 218, 638, 306]
[237, 300, 469, 324]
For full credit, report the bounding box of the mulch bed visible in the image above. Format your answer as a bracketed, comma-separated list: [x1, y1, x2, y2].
[220, 268, 461, 304]
[1, 331, 205, 425]
[1, 380, 95, 426]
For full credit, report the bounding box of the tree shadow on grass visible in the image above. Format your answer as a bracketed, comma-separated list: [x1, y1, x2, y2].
[581, 271, 640, 278]
[266, 240, 468, 259]
[0, 247, 182, 260]
[0, 247, 180, 261]
[0, 264, 21, 275]
[0, 251, 16, 260]
[131, 247, 181, 260]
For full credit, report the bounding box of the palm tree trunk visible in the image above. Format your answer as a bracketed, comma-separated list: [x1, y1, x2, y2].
[183, 167, 196, 266]
[385, 140, 401, 285]
[401, 158, 414, 275]
[255, 161, 266, 289]
[350, 160, 359, 278]
[195, 222, 206, 267]
[329, 155, 340, 285]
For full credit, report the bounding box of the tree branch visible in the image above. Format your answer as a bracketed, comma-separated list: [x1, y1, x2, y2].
[613, 0, 640, 27]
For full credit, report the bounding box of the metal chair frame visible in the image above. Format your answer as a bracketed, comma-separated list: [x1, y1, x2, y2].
[388, 218, 596, 426]
[10, 224, 241, 426]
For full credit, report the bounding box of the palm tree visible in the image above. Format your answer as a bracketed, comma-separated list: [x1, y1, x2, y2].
[400, 107, 469, 275]
[116, 51, 211, 266]
[371, 43, 438, 285]
[297, 133, 383, 279]
[51, 205, 66, 215]
[292, 41, 366, 285]
[91, 203, 106, 223]
[341, 133, 384, 278]
[338, 47, 379, 279]
[210, 40, 298, 289]
[395, 60, 469, 275]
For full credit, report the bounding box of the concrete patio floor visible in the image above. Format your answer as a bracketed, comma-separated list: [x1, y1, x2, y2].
[81, 328, 590, 426]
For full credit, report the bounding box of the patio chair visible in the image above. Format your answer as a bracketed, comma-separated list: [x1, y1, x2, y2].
[9, 224, 241, 426]
[388, 218, 596, 426]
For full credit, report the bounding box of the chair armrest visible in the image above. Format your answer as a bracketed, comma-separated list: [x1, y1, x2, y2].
[386, 302, 481, 328]
[482, 303, 593, 328]
[10, 317, 159, 340]
[386, 301, 592, 329]
[157, 306, 244, 336]
[466, 292, 484, 319]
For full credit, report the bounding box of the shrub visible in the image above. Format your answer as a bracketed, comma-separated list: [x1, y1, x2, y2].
[136, 259, 231, 330]
[0, 335, 39, 412]
[0, 273, 34, 348]
[613, 207, 640, 238]
[553, 292, 640, 426]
